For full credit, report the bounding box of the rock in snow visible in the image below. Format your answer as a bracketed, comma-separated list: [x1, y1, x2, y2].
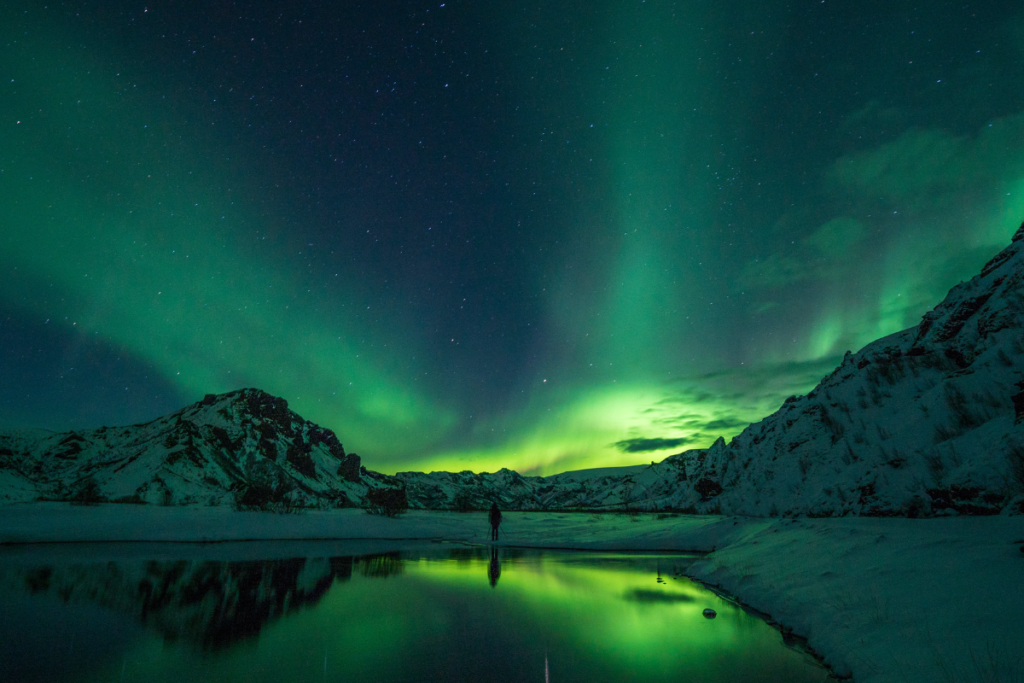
[2, 226, 1023, 517]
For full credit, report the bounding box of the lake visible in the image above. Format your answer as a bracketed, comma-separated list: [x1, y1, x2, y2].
[0, 543, 830, 682]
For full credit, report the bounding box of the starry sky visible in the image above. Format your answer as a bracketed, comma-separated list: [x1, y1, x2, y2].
[2, 1, 1023, 475]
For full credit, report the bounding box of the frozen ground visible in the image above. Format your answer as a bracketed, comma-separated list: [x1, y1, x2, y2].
[1, 503, 1021, 682]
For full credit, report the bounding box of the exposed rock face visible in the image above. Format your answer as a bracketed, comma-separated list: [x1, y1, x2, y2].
[337, 453, 362, 483]
[0, 388, 394, 508]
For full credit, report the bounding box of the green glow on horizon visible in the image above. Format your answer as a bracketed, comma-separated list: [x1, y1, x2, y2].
[409, 360, 837, 476]
[411, 385, 702, 475]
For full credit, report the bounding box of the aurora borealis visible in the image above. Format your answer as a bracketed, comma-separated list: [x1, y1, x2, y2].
[2, 1, 1022, 475]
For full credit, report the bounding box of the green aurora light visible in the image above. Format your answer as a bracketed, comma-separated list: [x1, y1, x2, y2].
[2, 3, 1023, 474]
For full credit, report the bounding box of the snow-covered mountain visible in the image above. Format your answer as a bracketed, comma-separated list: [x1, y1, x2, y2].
[397, 225, 1024, 517]
[2, 226, 1022, 517]
[0, 388, 392, 508]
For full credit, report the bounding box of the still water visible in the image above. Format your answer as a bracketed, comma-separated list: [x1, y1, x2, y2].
[0, 544, 829, 683]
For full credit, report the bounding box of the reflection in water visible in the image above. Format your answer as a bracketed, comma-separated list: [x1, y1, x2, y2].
[489, 547, 501, 587]
[4, 553, 406, 649]
[0, 547, 831, 683]
[624, 588, 694, 603]
[359, 552, 403, 579]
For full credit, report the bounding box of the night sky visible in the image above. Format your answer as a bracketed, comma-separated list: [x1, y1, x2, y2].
[2, 1, 1022, 474]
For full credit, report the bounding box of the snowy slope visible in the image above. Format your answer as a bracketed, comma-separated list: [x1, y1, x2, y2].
[0, 389, 390, 508]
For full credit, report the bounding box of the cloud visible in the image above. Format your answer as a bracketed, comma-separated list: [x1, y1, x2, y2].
[807, 217, 866, 259]
[613, 436, 695, 453]
[738, 216, 867, 290]
[702, 418, 749, 431]
[738, 253, 814, 290]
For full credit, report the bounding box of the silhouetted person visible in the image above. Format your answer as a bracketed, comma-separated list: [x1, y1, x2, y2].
[488, 547, 501, 587]
[489, 502, 502, 541]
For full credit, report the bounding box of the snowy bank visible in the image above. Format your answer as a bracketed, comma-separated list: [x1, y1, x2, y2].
[1, 503, 1021, 682]
[686, 516, 1024, 683]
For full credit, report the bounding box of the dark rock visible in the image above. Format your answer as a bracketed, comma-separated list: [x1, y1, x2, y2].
[695, 478, 723, 501]
[934, 293, 993, 342]
[364, 486, 408, 517]
[258, 438, 278, 461]
[943, 347, 970, 369]
[702, 608, 717, 619]
[1013, 381, 1024, 424]
[337, 453, 362, 482]
[926, 486, 1003, 515]
[285, 441, 317, 478]
[243, 389, 290, 424]
[210, 426, 240, 454]
[857, 482, 876, 506]
[328, 441, 347, 460]
[916, 312, 936, 339]
[307, 426, 344, 456]
[981, 248, 1016, 277]
[53, 440, 84, 458]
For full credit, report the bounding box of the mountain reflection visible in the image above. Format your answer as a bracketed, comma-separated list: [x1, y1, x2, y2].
[10, 554, 403, 649]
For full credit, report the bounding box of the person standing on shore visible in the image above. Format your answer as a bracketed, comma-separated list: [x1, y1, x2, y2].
[488, 501, 502, 541]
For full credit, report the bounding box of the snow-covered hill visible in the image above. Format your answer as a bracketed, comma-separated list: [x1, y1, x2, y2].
[0, 389, 392, 508]
[670, 223, 1024, 516]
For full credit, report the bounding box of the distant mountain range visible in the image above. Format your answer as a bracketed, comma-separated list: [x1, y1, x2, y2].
[3, 225, 1023, 517]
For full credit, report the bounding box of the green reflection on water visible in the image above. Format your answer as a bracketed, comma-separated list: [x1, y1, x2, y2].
[4, 549, 828, 683]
